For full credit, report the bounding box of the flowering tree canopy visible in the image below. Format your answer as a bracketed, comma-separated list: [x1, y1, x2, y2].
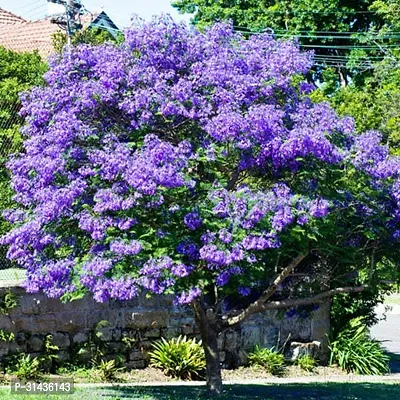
[2, 17, 400, 394]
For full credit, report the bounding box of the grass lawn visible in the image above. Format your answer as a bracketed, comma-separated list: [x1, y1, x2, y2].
[0, 383, 399, 400]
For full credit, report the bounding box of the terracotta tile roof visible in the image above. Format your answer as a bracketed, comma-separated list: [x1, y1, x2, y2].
[0, 9, 117, 59]
[0, 7, 26, 25]
[0, 17, 64, 58]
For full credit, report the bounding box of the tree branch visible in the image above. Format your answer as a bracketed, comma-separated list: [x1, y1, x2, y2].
[222, 252, 307, 327]
[226, 169, 240, 191]
[223, 285, 366, 328]
[262, 286, 366, 311]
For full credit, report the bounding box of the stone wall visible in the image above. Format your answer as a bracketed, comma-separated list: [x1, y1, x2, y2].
[0, 283, 330, 368]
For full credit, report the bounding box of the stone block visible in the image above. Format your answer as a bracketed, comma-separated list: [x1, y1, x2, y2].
[0, 343, 10, 357]
[289, 341, 322, 361]
[28, 335, 43, 352]
[73, 332, 88, 344]
[162, 328, 180, 339]
[51, 332, 70, 349]
[260, 326, 279, 348]
[87, 310, 123, 330]
[129, 349, 144, 361]
[144, 328, 161, 338]
[126, 359, 146, 369]
[97, 327, 113, 342]
[224, 330, 237, 351]
[181, 325, 194, 335]
[15, 333, 26, 346]
[20, 294, 42, 315]
[39, 296, 94, 314]
[280, 316, 311, 342]
[217, 333, 224, 350]
[8, 341, 25, 354]
[157, 294, 174, 307]
[241, 325, 261, 350]
[106, 341, 126, 355]
[138, 294, 158, 308]
[0, 315, 15, 331]
[237, 349, 248, 366]
[13, 316, 35, 332]
[138, 340, 152, 351]
[31, 314, 57, 333]
[110, 298, 140, 309]
[57, 351, 71, 362]
[56, 312, 87, 333]
[127, 311, 169, 329]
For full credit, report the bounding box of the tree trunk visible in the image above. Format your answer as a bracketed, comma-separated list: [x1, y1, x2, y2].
[194, 302, 223, 396]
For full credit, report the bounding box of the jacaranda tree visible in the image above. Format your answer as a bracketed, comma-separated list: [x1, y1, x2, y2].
[2, 17, 400, 395]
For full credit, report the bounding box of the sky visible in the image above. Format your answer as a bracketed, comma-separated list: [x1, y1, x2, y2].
[1, 0, 192, 29]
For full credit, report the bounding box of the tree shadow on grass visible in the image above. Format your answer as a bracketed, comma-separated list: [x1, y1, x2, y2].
[91, 383, 400, 400]
[385, 351, 400, 373]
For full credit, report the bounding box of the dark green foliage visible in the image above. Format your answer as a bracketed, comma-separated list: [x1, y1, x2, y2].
[247, 346, 285, 376]
[330, 289, 387, 339]
[96, 359, 124, 382]
[0, 290, 18, 315]
[0, 47, 47, 253]
[296, 355, 317, 372]
[52, 28, 123, 54]
[172, 0, 388, 81]
[12, 354, 41, 381]
[149, 336, 206, 380]
[75, 320, 112, 365]
[0, 329, 14, 342]
[329, 317, 390, 375]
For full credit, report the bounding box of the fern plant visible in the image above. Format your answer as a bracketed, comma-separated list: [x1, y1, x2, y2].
[97, 359, 124, 382]
[13, 354, 41, 381]
[39, 335, 60, 372]
[149, 336, 206, 380]
[296, 354, 317, 372]
[329, 317, 390, 375]
[248, 346, 285, 376]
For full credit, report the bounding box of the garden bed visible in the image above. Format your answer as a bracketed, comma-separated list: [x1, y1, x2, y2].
[0, 365, 350, 385]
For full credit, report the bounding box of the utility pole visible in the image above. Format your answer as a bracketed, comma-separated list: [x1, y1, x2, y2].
[66, 0, 74, 46]
[49, 0, 83, 46]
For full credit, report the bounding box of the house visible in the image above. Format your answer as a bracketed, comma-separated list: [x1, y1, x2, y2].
[0, 7, 119, 58]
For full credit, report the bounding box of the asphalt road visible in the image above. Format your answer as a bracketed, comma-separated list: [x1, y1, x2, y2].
[371, 303, 400, 372]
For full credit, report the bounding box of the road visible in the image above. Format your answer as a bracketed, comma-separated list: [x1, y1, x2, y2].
[371, 303, 400, 372]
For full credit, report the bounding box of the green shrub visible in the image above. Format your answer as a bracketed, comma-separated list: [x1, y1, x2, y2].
[149, 336, 206, 380]
[13, 354, 41, 381]
[248, 346, 285, 376]
[329, 317, 390, 375]
[296, 354, 317, 372]
[96, 359, 123, 382]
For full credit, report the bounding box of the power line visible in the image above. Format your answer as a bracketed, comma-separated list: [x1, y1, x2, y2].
[249, 9, 378, 15]
[273, 33, 400, 40]
[299, 44, 400, 49]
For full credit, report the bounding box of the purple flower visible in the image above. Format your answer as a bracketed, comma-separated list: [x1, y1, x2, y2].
[238, 286, 251, 296]
[184, 212, 203, 231]
[174, 287, 202, 305]
[110, 240, 142, 256]
[219, 228, 232, 243]
[309, 199, 330, 218]
[171, 263, 194, 277]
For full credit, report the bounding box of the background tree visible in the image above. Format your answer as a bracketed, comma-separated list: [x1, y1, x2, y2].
[172, 0, 397, 83]
[0, 47, 46, 265]
[52, 27, 123, 54]
[2, 19, 400, 395]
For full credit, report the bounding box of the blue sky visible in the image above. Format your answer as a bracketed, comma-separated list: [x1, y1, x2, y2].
[2, 0, 192, 29]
